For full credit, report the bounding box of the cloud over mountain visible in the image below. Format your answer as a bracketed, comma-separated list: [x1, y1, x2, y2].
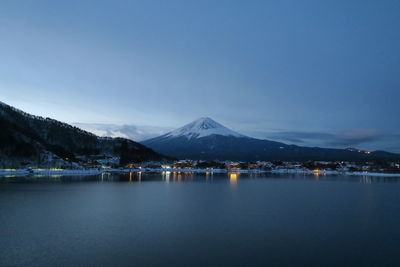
[72, 123, 173, 142]
[263, 130, 400, 153]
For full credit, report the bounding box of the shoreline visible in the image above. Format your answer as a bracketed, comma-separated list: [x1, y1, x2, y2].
[0, 168, 400, 177]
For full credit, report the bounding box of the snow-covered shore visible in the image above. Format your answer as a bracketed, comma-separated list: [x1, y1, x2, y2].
[1, 168, 400, 177]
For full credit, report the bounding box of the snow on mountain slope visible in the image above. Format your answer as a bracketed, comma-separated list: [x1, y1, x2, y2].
[141, 117, 400, 161]
[163, 117, 245, 139]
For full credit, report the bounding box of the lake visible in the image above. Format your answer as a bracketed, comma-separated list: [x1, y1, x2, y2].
[1, 172, 400, 266]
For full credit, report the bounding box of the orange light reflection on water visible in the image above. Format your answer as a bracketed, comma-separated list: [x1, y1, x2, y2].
[229, 172, 239, 185]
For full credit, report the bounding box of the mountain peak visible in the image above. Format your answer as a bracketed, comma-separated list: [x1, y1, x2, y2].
[190, 117, 223, 130]
[164, 117, 245, 139]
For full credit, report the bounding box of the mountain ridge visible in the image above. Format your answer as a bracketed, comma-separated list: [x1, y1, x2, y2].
[142, 118, 400, 161]
[0, 101, 166, 168]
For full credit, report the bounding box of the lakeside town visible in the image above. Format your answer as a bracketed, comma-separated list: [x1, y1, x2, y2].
[2, 156, 400, 177]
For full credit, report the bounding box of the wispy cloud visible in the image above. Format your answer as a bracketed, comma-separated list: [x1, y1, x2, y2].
[249, 129, 400, 153]
[326, 129, 383, 147]
[72, 123, 173, 142]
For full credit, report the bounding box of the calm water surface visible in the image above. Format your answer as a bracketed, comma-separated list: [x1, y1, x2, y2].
[1, 172, 400, 266]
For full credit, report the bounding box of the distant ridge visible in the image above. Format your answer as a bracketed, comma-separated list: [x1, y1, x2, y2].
[142, 118, 400, 161]
[0, 101, 166, 168]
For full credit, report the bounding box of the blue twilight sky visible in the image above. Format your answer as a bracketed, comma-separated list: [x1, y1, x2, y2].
[1, 0, 400, 152]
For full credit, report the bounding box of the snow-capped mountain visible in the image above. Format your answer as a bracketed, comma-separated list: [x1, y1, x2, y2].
[163, 117, 245, 139]
[142, 117, 400, 161]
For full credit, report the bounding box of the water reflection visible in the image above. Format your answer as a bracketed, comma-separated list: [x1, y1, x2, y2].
[172, 172, 183, 182]
[229, 172, 239, 185]
[2, 172, 400, 267]
[248, 172, 259, 179]
[162, 171, 171, 182]
[1, 171, 400, 184]
[205, 171, 213, 182]
[101, 172, 112, 182]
